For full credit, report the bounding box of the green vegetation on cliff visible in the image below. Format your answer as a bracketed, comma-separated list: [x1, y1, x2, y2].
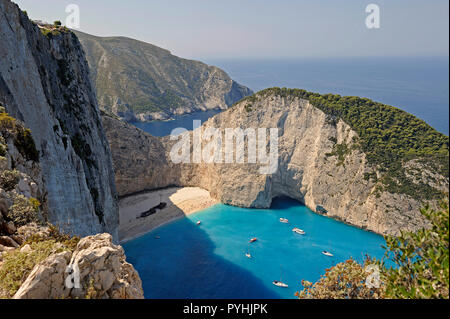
[0, 226, 79, 298]
[0, 110, 39, 162]
[296, 201, 449, 299]
[239, 88, 449, 200]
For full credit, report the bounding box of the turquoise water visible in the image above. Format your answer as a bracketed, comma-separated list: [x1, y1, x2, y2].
[123, 197, 387, 299]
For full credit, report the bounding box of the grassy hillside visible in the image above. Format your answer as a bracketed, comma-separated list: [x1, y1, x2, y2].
[239, 88, 449, 200]
[74, 31, 252, 120]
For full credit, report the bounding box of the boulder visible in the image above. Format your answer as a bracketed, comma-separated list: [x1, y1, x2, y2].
[0, 235, 19, 248]
[3, 221, 16, 235]
[20, 244, 32, 253]
[68, 233, 144, 299]
[13, 251, 72, 299]
[13, 233, 144, 299]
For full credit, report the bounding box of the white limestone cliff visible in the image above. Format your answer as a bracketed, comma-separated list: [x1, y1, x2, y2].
[103, 94, 448, 236]
[0, 0, 118, 240]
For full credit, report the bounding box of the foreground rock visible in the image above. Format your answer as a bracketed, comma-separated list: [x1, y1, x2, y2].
[13, 233, 143, 299]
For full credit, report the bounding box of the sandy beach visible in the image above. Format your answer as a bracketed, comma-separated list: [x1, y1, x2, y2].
[118, 187, 219, 243]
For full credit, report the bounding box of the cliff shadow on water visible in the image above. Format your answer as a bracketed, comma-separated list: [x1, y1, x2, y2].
[122, 215, 282, 299]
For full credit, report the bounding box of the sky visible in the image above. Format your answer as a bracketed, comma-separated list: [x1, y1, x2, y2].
[13, 0, 449, 60]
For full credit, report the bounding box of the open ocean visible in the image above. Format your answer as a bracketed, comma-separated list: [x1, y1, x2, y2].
[207, 57, 449, 135]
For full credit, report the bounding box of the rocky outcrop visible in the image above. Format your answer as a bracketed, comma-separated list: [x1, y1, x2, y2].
[103, 93, 448, 236]
[0, 0, 118, 240]
[75, 31, 253, 122]
[1, 107, 43, 247]
[13, 233, 143, 299]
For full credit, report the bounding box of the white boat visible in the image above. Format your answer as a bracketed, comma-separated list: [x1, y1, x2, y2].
[273, 266, 288, 288]
[272, 280, 288, 288]
[245, 245, 252, 258]
[279, 218, 289, 223]
[196, 221, 201, 225]
[322, 250, 333, 257]
[292, 227, 305, 235]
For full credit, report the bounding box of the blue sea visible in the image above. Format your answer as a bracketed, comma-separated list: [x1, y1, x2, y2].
[123, 198, 386, 299]
[134, 57, 449, 136]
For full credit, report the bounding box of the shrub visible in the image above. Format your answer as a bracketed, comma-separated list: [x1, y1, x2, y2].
[296, 258, 385, 299]
[0, 112, 39, 162]
[383, 201, 449, 298]
[0, 112, 17, 133]
[0, 239, 72, 298]
[325, 142, 350, 166]
[54, 20, 62, 27]
[0, 144, 6, 157]
[296, 201, 449, 299]
[29, 197, 41, 212]
[7, 194, 40, 227]
[0, 169, 20, 191]
[14, 127, 39, 162]
[23, 223, 80, 252]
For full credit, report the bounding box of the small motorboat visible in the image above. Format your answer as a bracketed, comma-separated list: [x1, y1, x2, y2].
[154, 236, 160, 239]
[196, 221, 201, 225]
[279, 218, 289, 223]
[245, 245, 252, 258]
[273, 265, 288, 288]
[292, 227, 306, 235]
[249, 238, 258, 243]
[322, 250, 333, 257]
[272, 280, 288, 288]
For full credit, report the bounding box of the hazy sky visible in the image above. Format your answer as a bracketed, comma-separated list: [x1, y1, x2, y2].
[13, 0, 449, 59]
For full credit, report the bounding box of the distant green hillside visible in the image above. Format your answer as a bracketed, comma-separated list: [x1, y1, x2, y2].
[241, 87, 449, 200]
[74, 31, 252, 121]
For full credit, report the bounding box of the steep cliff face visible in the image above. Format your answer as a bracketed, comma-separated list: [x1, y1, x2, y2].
[0, 0, 118, 239]
[75, 31, 253, 122]
[103, 91, 448, 236]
